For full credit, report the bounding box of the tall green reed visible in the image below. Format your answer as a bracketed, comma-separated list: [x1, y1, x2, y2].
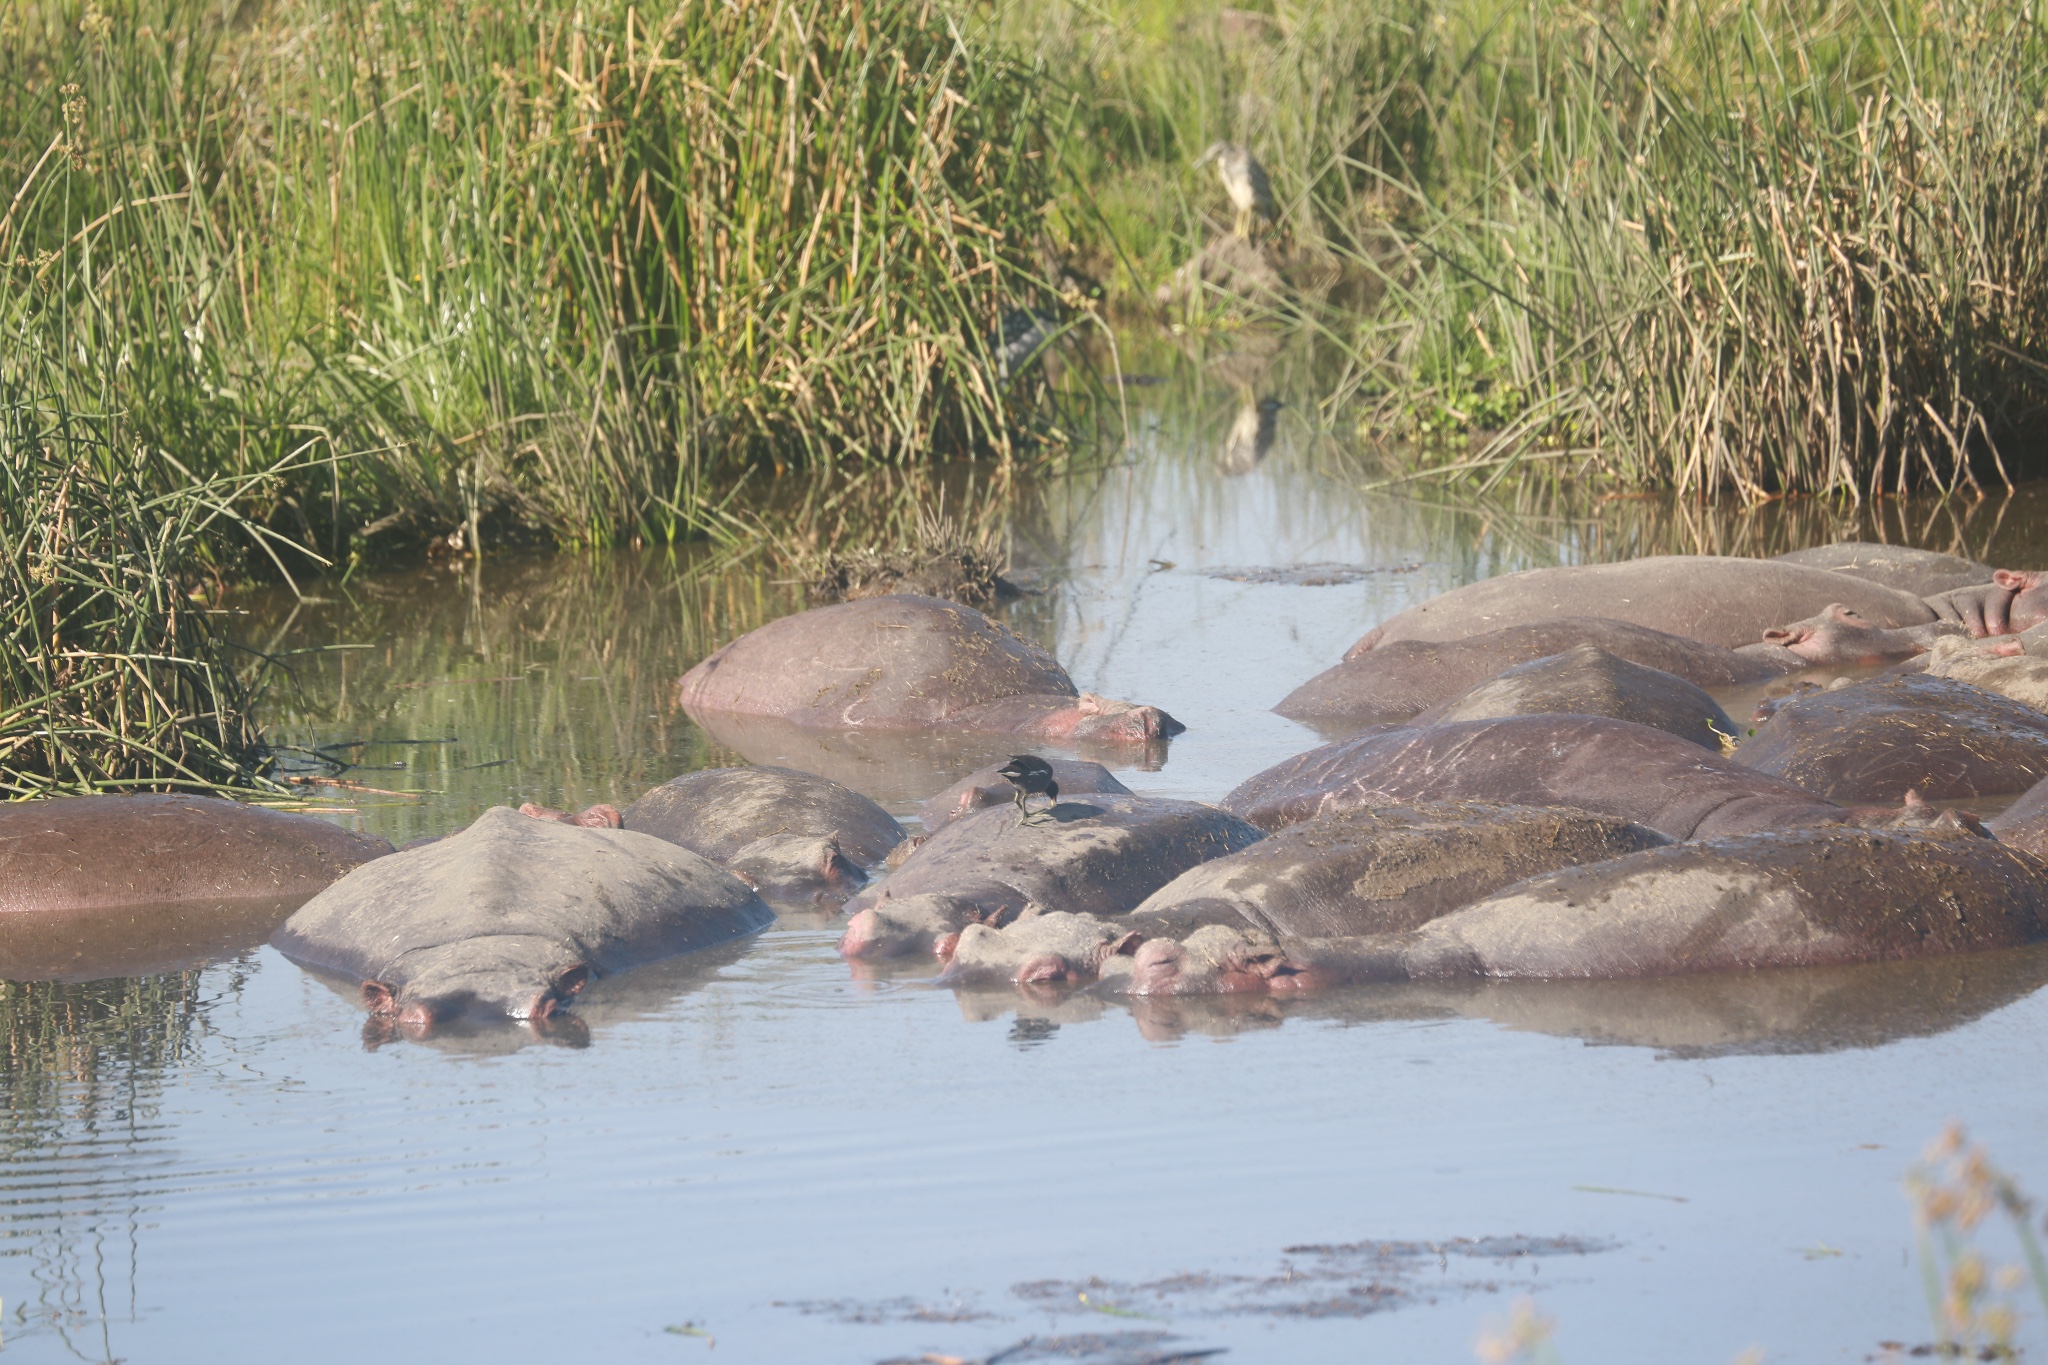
[0, 405, 276, 794]
[3, 0, 1065, 555]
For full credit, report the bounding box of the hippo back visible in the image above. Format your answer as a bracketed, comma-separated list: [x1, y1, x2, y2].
[0, 794, 389, 913]
[675, 594, 1077, 729]
[1222, 715, 1843, 840]
[1774, 542, 1992, 598]
[1350, 556, 1935, 654]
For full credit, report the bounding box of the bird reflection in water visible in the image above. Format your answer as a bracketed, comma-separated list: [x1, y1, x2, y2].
[1217, 394, 1283, 475]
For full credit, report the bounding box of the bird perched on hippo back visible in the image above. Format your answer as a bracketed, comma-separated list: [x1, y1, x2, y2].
[1194, 141, 1275, 239]
[997, 755, 1060, 823]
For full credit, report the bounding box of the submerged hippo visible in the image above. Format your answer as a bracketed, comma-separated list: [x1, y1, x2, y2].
[1127, 801, 1670, 939]
[1915, 634, 2048, 713]
[1277, 616, 1790, 728]
[1923, 570, 2048, 637]
[275, 806, 772, 1031]
[0, 794, 389, 912]
[1774, 542, 1993, 597]
[622, 766, 905, 903]
[1409, 644, 1738, 749]
[1734, 673, 2048, 802]
[1757, 603, 1966, 666]
[675, 594, 1181, 747]
[1116, 825, 2048, 994]
[837, 794, 1262, 960]
[1221, 715, 1845, 840]
[1348, 556, 1937, 654]
[918, 757, 1132, 831]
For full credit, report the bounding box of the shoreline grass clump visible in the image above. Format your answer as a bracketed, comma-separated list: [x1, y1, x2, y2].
[1017, 0, 2048, 499]
[0, 406, 273, 795]
[3, 0, 1064, 557]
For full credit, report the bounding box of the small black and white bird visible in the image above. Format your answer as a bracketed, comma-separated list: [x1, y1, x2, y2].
[997, 755, 1060, 823]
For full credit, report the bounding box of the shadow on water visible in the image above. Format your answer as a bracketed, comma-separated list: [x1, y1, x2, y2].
[942, 944, 2048, 1057]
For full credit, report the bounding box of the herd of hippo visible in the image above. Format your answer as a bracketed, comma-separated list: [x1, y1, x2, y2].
[17, 542, 2048, 1039]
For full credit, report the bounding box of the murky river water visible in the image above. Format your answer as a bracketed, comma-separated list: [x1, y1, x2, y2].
[8, 402, 2048, 1362]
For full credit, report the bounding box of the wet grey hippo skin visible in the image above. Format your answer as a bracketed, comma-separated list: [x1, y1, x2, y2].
[274, 806, 772, 1031]
[1910, 632, 2048, 713]
[675, 593, 1182, 747]
[1277, 616, 1789, 727]
[622, 766, 905, 903]
[1347, 556, 1937, 654]
[1759, 603, 1966, 666]
[1734, 674, 2048, 802]
[1126, 801, 1670, 940]
[1118, 825, 2048, 994]
[918, 757, 1132, 832]
[1773, 542, 1993, 597]
[1408, 644, 1738, 749]
[1221, 715, 1845, 840]
[837, 794, 1262, 962]
[0, 794, 390, 912]
[1989, 775, 2048, 858]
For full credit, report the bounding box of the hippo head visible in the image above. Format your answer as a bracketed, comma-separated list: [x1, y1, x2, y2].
[1760, 604, 1927, 665]
[1059, 694, 1186, 745]
[1118, 928, 1285, 996]
[1996, 570, 2048, 633]
[728, 835, 866, 903]
[361, 944, 591, 1035]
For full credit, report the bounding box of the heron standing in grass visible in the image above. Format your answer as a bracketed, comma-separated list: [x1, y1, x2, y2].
[1194, 141, 1275, 239]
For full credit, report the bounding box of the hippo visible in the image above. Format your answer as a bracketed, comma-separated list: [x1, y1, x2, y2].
[621, 766, 906, 903]
[837, 794, 1262, 960]
[934, 909, 1143, 987]
[1758, 604, 1966, 666]
[918, 757, 1132, 832]
[1774, 542, 1993, 597]
[0, 794, 389, 911]
[675, 594, 1181, 748]
[1221, 715, 1847, 840]
[1113, 824, 2048, 993]
[1915, 634, 2048, 713]
[1407, 644, 1738, 749]
[1348, 556, 1938, 654]
[275, 806, 772, 1031]
[1277, 616, 1791, 728]
[1734, 674, 2048, 802]
[1922, 570, 2048, 637]
[1109, 947, 2048, 1054]
[1989, 775, 2048, 858]
[1126, 802, 1670, 940]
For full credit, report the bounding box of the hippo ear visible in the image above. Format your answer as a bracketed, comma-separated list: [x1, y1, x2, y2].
[575, 804, 623, 829]
[361, 980, 398, 1014]
[1760, 625, 1809, 645]
[1994, 569, 2043, 591]
[549, 963, 591, 997]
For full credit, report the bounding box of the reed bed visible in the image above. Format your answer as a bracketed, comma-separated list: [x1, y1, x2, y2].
[1022, 0, 2048, 498]
[1, 0, 1063, 555]
[0, 409, 273, 794]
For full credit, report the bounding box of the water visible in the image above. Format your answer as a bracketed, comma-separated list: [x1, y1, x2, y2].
[7, 407, 2048, 1363]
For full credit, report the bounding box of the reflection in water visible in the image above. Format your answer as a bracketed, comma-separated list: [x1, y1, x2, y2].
[0, 899, 302, 983]
[0, 974, 216, 1361]
[1216, 394, 1283, 475]
[948, 944, 2048, 1057]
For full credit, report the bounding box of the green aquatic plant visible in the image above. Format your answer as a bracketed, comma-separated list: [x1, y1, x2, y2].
[1, 0, 1066, 556]
[0, 410, 277, 795]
